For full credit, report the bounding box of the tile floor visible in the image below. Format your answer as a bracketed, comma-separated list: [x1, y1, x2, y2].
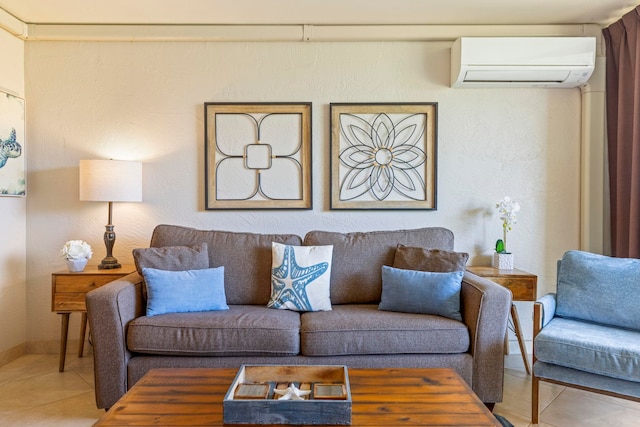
[0, 353, 639, 426]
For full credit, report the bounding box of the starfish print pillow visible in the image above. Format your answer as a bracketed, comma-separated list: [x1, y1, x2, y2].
[268, 243, 333, 312]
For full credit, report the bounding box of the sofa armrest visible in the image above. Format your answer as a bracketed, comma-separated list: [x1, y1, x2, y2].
[536, 293, 557, 329]
[86, 272, 144, 409]
[461, 271, 512, 404]
[532, 293, 557, 373]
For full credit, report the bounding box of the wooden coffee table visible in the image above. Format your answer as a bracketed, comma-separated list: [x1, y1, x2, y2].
[94, 367, 501, 426]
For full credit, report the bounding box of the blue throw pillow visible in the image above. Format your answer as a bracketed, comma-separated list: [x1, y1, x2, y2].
[556, 250, 640, 331]
[378, 266, 463, 321]
[142, 267, 229, 317]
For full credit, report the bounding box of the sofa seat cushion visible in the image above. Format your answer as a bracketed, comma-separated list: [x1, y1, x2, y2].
[535, 317, 640, 382]
[300, 304, 469, 356]
[127, 305, 300, 356]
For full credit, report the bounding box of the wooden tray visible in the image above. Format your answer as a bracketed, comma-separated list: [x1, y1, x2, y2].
[223, 365, 352, 425]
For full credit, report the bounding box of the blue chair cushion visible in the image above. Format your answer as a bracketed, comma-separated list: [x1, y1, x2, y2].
[556, 250, 640, 331]
[535, 317, 640, 383]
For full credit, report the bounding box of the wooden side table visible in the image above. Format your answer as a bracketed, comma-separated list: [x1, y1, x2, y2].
[466, 266, 537, 375]
[51, 264, 135, 372]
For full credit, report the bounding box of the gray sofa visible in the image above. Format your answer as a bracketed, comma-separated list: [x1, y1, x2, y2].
[87, 224, 512, 409]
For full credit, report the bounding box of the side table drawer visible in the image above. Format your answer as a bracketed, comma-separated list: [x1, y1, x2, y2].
[51, 266, 136, 313]
[52, 293, 88, 312]
[54, 275, 119, 293]
[488, 277, 536, 301]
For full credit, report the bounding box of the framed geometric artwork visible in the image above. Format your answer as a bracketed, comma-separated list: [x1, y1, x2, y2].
[330, 103, 437, 210]
[0, 90, 25, 197]
[205, 103, 312, 210]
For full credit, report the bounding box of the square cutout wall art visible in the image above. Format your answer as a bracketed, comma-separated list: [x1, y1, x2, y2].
[205, 103, 312, 209]
[0, 90, 25, 196]
[330, 103, 437, 210]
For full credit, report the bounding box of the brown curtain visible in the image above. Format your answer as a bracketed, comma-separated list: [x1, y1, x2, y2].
[603, 6, 640, 258]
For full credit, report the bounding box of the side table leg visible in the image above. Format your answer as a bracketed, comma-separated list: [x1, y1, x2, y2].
[58, 313, 70, 372]
[78, 312, 87, 358]
[510, 303, 531, 375]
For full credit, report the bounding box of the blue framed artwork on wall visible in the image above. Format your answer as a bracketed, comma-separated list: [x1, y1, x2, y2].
[0, 90, 25, 197]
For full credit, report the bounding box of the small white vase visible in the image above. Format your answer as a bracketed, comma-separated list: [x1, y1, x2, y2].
[492, 252, 514, 270]
[66, 258, 88, 272]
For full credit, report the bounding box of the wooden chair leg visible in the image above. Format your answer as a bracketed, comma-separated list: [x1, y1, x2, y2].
[532, 374, 540, 424]
[532, 301, 542, 424]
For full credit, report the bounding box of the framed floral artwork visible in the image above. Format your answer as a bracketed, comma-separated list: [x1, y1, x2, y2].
[0, 90, 25, 196]
[205, 103, 312, 209]
[330, 103, 437, 210]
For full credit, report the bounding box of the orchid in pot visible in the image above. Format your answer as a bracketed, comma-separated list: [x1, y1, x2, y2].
[61, 240, 93, 272]
[493, 196, 520, 269]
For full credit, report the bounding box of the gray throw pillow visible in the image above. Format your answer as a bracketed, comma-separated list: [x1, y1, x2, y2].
[133, 243, 210, 302]
[133, 243, 210, 275]
[393, 245, 469, 272]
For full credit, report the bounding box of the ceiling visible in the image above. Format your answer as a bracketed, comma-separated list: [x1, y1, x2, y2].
[0, 0, 637, 27]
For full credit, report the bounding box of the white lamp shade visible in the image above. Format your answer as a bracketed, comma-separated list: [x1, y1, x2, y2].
[79, 159, 142, 202]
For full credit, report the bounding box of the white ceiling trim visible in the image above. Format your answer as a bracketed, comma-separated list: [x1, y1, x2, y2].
[0, 6, 603, 50]
[1, 0, 636, 27]
[0, 6, 27, 36]
[19, 23, 603, 45]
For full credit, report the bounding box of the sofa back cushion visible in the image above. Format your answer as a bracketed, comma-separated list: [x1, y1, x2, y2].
[150, 225, 302, 305]
[556, 250, 640, 331]
[303, 228, 454, 304]
[393, 246, 469, 272]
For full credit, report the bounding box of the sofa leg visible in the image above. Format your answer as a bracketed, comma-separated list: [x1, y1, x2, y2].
[531, 375, 539, 424]
[484, 402, 495, 412]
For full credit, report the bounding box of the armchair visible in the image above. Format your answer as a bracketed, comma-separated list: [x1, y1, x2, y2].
[531, 250, 640, 424]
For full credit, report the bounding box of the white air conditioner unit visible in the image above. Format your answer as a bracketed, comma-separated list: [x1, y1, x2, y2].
[451, 37, 596, 88]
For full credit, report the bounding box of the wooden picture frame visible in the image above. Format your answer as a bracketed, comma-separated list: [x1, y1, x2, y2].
[205, 103, 312, 209]
[330, 103, 437, 210]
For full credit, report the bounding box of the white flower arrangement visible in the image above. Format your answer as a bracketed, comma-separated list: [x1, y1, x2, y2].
[60, 240, 93, 261]
[495, 196, 520, 253]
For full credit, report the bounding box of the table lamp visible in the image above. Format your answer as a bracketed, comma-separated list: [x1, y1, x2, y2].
[79, 159, 142, 269]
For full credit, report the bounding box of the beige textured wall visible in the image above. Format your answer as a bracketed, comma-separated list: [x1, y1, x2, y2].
[24, 41, 581, 351]
[0, 28, 26, 359]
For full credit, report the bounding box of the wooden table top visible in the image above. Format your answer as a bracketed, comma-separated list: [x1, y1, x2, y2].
[94, 367, 501, 426]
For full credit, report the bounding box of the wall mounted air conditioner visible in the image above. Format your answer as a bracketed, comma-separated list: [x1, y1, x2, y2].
[451, 37, 596, 88]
